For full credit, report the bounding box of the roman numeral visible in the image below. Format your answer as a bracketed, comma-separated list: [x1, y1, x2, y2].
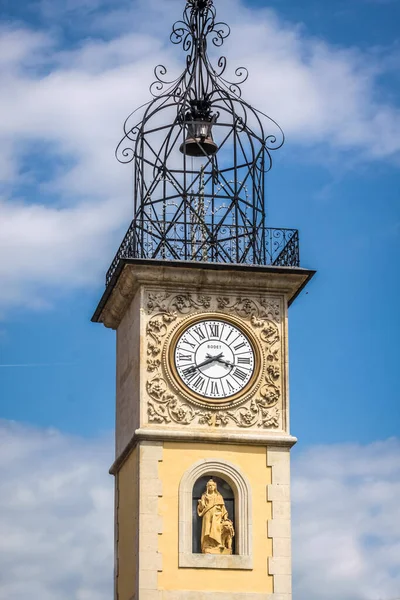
[183, 338, 196, 349]
[226, 379, 235, 392]
[209, 323, 220, 338]
[193, 326, 206, 341]
[234, 342, 246, 351]
[192, 375, 205, 392]
[210, 381, 219, 395]
[182, 367, 197, 383]
[237, 357, 251, 365]
[225, 330, 233, 341]
[233, 368, 247, 381]
[178, 353, 192, 361]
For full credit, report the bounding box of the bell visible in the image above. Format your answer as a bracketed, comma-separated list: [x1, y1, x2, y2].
[179, 119, 218, 157]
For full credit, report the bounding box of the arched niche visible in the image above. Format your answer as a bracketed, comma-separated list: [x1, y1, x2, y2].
[192, 475, 236, 554]
[178, 458, 253, 570]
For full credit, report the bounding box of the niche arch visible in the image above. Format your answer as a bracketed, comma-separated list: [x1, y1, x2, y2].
[192, 475, 236, 554]
[179, 458, 253, 569]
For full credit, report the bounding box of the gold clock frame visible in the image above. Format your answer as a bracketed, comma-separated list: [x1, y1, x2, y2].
[163, 313, 264, 409]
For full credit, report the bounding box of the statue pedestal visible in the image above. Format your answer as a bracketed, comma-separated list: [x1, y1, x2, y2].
[204, 547, 232, 556]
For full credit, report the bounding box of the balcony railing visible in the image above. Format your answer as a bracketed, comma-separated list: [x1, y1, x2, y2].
[105, 220, 300, 287]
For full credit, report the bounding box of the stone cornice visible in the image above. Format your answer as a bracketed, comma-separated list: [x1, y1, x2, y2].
[109, 427, 297, 475]
[93, 259, 315, 329]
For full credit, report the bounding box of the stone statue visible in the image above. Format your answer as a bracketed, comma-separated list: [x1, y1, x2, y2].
[197, 479, 235, 554]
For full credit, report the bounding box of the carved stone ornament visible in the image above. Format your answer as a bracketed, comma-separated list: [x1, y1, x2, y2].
[197, 479, 234, 555]
[144, 290, 283, 430]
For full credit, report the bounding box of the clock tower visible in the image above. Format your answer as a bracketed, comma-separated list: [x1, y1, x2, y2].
[93, 2, 314, 600]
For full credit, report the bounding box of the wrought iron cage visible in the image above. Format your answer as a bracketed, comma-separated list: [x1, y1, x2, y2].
[111, 0, 299, 282]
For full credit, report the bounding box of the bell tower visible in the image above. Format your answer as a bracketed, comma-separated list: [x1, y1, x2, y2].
[93, 1, 315, 599]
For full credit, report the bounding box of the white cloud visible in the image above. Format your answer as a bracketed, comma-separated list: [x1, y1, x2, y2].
[0, 421, 114, 600]
[292, 439, 400, 600]
[0, 197, 125, 309]
[215, 1, 400, 160]
[0, 27, 50, 70]
[0, 0, 399, 313]
[0, 421, 399, 599]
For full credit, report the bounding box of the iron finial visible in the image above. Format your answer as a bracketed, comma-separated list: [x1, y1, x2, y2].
[109, 0, 295, 275]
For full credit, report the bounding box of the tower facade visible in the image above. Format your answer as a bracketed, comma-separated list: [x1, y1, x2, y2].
[93, 2, 314, 600]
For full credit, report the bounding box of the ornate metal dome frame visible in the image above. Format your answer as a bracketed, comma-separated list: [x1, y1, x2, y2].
[108, 0, 299, 285]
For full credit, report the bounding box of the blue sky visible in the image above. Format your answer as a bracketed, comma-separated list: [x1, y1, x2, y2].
[0, 0, 399, 598]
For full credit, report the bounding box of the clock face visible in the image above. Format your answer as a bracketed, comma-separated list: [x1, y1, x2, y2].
[173, 319, 255, 400]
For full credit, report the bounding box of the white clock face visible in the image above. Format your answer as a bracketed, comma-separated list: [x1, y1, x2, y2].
[174, 319, 255, 400]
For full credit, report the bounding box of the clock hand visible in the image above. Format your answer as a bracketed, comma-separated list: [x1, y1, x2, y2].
[216, 358, 234, 369]
[187, 352, 224, 374]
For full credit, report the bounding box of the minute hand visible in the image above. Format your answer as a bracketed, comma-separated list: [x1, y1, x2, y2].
[187, 353, 223, 374]
[216, 358, 234, 369]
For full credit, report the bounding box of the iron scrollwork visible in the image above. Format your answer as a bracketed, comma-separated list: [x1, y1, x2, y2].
[108, 0, 300, 287]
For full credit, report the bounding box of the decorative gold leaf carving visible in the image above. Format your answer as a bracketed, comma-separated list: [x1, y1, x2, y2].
[258, 406, 280, 429]
[147, 292, 171, 313]
[144, 289, 283, 430]
[147, 292, 211, 315]
[147, 358, 161, 372]
[146, 384, 281, 429]
[226, 396, 281, 429]
[147, 376, 168, 400]
[148, 401, 171, 424]
[218, 296, 281, 323]
[267, 349, 279, 363]
[267, 364, 280, 381]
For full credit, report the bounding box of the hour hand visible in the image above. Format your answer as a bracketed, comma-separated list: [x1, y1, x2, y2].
[187, 352, 223, 373]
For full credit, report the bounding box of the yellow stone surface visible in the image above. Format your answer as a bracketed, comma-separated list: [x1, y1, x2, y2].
[103, 263, 310, 600]
[159, 442, 273, 593]
[116, 445, 139, 600]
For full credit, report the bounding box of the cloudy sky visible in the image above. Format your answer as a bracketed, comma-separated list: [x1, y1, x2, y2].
[0, 0, 399, 598]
